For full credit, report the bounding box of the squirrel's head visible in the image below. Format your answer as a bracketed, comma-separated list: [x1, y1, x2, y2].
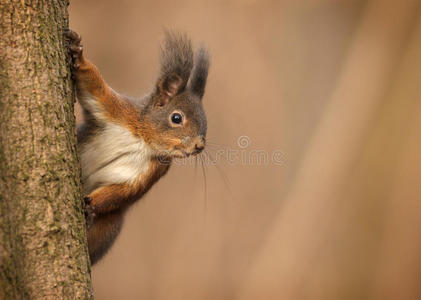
[139, 31, 209, 158]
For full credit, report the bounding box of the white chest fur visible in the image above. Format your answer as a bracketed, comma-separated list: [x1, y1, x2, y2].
[80, 123, 153, 194]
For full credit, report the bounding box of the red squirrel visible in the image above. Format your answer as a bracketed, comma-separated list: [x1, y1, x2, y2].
[65, 29, 209, 265]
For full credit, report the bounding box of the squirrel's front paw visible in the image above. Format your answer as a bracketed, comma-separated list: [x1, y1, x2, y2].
[83, 196, 96, 229]
[64, 29, 84, 69]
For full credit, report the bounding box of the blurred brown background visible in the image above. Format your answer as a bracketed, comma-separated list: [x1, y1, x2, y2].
[70, 0, 421, 299]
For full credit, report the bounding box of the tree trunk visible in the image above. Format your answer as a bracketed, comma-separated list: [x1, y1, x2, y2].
[0, 1, 92, 299]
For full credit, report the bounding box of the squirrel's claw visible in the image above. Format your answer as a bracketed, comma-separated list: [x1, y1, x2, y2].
[84, 196, 92, 205]
[65, 29, 84, 70]
[64, 29, 81, 43]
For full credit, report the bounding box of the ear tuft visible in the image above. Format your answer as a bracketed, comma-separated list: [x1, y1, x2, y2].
[155, 31, 193, 104]
[188, 46, 210, 99]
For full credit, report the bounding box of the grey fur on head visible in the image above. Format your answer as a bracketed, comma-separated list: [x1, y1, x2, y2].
[160, 30, 210, 99]
[189, 46, 210, 99]
[160, 31, 193, 85]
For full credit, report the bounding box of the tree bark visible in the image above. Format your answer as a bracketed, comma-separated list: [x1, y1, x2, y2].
[0, 1, 92, 299]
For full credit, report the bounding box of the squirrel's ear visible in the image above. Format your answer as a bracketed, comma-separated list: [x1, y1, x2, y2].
[155, 73, 184, 106]
[188, 46, 210, 100]
[154, 31, 193, 106]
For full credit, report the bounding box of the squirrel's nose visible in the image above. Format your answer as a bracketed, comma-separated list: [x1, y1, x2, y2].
[194, 136, 205, 153]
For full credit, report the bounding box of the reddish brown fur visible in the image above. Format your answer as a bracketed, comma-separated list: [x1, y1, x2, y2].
[65, 29, 208, 265]
[86, 158, 170, 263]
[75, 58, 143, 134]
[89, 158, 170, 214]
[75, 60, 172, 146]
[87, 210, 124, 265]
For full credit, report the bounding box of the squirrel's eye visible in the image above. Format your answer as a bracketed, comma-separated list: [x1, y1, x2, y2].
[170, 112, 183, 125]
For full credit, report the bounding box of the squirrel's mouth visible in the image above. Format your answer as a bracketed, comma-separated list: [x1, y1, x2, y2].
[165, 136, 206, 158]
[169, 137, 205, 158]
[171, 147, 203, 158]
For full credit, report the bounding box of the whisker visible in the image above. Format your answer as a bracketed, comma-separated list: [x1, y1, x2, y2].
[204, 149, 232, 195]
[202, 145, 222, 152]
[206, 140, 231, 148]
[192, 155, 198, 190]
[199, 154, 208, 225]
[194, 155, 198, 178]
[203, 145, 231, 165]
